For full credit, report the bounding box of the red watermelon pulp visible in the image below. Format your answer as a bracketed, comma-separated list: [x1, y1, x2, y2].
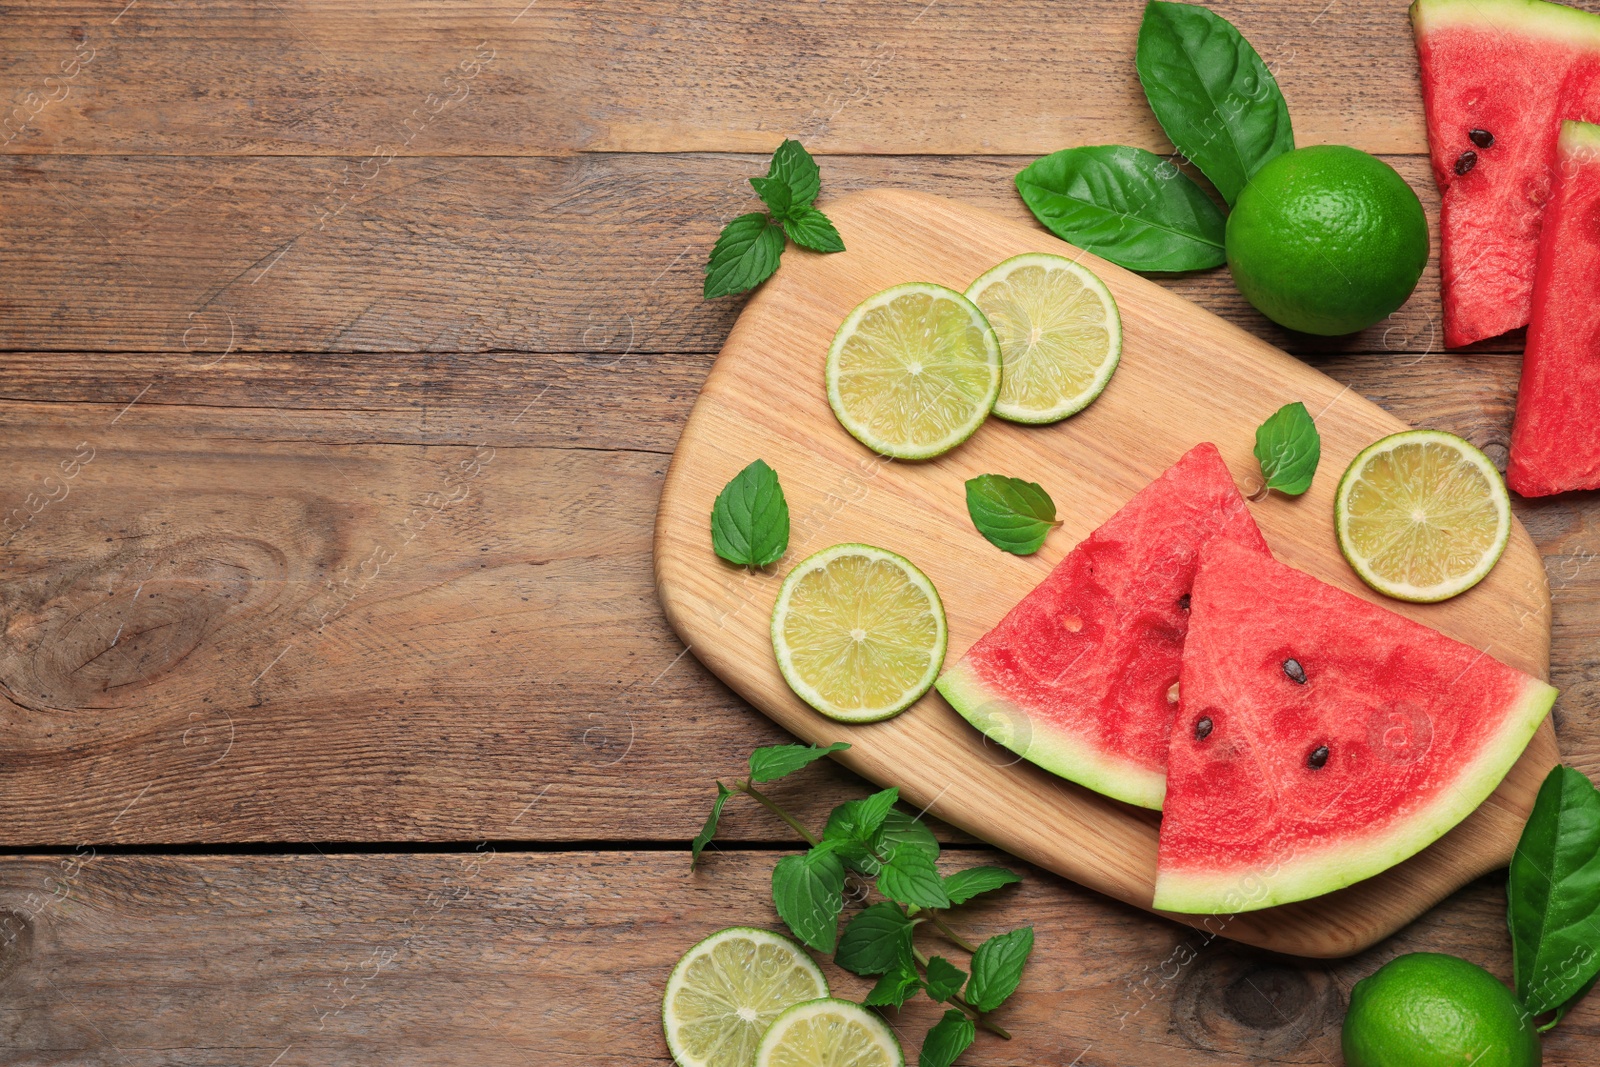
[1412, 0, 1600, 348]
[935, 443, 1267, 810]
[1154, 540, 1556, 914]
[1508, 121, 1600, 496]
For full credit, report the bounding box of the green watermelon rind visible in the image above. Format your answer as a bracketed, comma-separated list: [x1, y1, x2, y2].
[935, 660, 1167, 810]
[1152, 675, 1557, 916]
[1560, 118, 1600, 153]
[1411, 0, 1600, 47]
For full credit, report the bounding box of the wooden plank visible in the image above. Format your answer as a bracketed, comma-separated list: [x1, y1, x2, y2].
[0, 0, 1443, 157]
[655, 188, 1557, 955]
[0, 851, 1595, 1064]
[0, 152, 1511, 355]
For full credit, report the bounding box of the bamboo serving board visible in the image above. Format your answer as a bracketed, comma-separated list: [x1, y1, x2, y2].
[654, 189, 1558, 958]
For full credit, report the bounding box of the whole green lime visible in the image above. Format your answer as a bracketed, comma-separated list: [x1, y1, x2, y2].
[1226, 145, 1428, 336]
[1342, 953, 1541, 1067]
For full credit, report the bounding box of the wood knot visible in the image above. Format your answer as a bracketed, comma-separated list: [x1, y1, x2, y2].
[1170, 947, 1343, 1058]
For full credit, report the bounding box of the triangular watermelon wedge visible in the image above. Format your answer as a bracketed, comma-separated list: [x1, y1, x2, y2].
[1508, 121, 1600, 497]
[936, 443, 1268, 810]
[1412, 0, 1600, 348]
[1154, 539, 1556, 915]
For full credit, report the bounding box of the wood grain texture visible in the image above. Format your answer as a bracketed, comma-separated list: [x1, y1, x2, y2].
[1, 851, 1596, 1065]
[0, 152, 1517, 355]
[655, 189, 1557, 956]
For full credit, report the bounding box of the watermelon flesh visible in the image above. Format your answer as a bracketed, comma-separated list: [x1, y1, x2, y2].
[1508, 121, 1600, 496]
[1153, 539, 1556, 915]
[1411, 0, 1600, 348]
[935, 443, 1268, 810]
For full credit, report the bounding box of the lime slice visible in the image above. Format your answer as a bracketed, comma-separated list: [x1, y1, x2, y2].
[965, 252, 1122, 423]
[771, 543, 947, 723]
[1335, 429, 1512, 603]
[826, 282, 1001, 460]
[662, 927, 829, 1067]
[754, 998, 905, 1067]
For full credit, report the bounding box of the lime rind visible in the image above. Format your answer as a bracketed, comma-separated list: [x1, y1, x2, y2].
[825, 282, 1002, 460]
[965, 252, 1123, 424]
[754, 997, 906, 1067]
[771, 543, 947, 723]
[662, 926, 830, 1067]
[1334, 429, 1512, 603]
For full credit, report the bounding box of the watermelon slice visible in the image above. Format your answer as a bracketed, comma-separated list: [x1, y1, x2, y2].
[935, 443, 1267, 810]
[1507, 121, 1600, 497]
[1411, 0, 1600, 348]
[1154, 540, 1556, 915]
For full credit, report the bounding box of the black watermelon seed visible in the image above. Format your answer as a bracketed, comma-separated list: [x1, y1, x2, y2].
[1469, 128, 1495, 149]
[1455, 150, 1478, 175]
[1308, 745, 1330, 770]
[1178, 593, 1191, 611]
[1195, 716, 1213, 741]
[1283, 658, 1307, 685]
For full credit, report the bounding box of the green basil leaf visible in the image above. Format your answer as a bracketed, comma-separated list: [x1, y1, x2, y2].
[767, 139, 821, 208]
[1508, 765, 1600, 1016]
[877, 843, 950, 909]
[918, 1009, 977, 1067]
[1136, 0, 1294, 206]
[710, 458, 790, 567]
[690, 782, 733, 869]
[782, 205, 845, 253]
[772, 847, 846, 953]
[1540, 969, 1600, 1032]
[749, 175, 795, 220]
[836, 901, 914, 976]
[964, 475, 1061, 555]
[966, 926, 1034, 1012]
[704, 212, 785, 299]
[942, 865, 1023, 906]
[879, 808, 940, 861]
[747, 740, 849, 783]
[1016, 146, 1227, 272]
[823, 788, 900, 852]
[864, 958, 923, 1009]
[1253, 401, 1321, 495]
[922, 955, 967, 1003]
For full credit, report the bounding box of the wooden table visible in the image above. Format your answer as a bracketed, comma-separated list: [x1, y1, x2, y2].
[0, 2, 1594, 1063]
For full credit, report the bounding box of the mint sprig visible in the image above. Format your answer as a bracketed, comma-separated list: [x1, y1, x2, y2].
[1253, 401, 1321, 496]
[689, 743, 1031, 1052]
[704, 139, 844, 298]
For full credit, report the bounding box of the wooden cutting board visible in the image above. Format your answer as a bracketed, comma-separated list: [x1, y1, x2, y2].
[654, 189, 1558, 958]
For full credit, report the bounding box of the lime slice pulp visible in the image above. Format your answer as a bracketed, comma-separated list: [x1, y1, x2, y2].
[771, 543, 947, 723]
[965, 252, 1122, 424]
[662, 927, 829, 1067]
[1335, 429, 1511, 603]
[826, 282, 1001, 460]
[755, 998, 905, 1067]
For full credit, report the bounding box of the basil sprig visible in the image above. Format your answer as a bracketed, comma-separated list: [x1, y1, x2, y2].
[1136, 1, 1294, 206]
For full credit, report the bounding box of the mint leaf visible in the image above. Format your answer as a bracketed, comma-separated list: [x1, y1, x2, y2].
[1253, 401, 1321, 495]
[704, 212, 784, 299]
[918, 1010, 976, 1067]
[1136, 1, 1294, 206]
[823, 787, 899, 849]
[1015, 145, 1227, 272]
[878, 843, 950, 909]
[690, 782, 733, 869]
[748, 740, 848, 783]
[943, 865, 1023, 905]
[1509, 765, 1600, 1017]
[965, 475, 1061, 555]
[879, 808, 940, 861]
[863, 958, 922, 1009]
[783, 206, 845, 253]
[767, 139, 821, 208]
[750, 175, 795, 220]
[711, 459, 790, 567]
[922, 956, 967, 1003]
[772, 847, 846, 953]
[836, 901, 914, 976]
[966, 926, 1034, 1012]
